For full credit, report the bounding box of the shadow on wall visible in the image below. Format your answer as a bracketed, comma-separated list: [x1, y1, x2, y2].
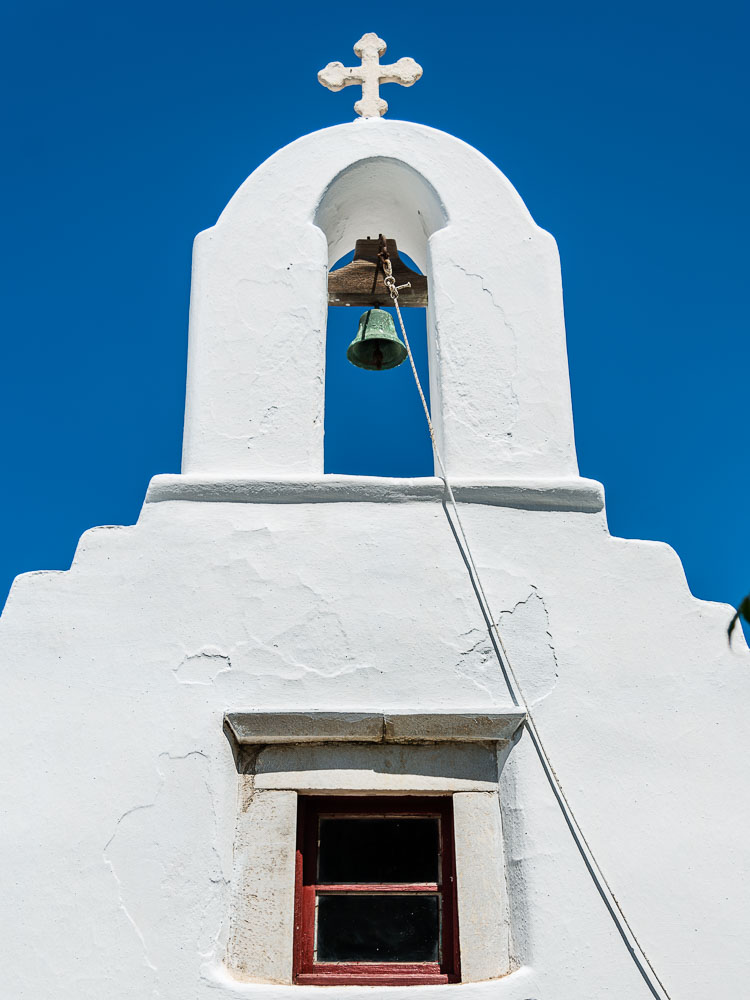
[228, 740, 501, 787]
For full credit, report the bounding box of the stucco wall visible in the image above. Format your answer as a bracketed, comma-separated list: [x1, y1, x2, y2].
[2, 118, 748, 999]
[182, 119, 578, 481]
[2, 497, 748, 998]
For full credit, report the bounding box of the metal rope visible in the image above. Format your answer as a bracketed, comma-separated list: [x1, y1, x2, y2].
[377, 237, 673, 1000]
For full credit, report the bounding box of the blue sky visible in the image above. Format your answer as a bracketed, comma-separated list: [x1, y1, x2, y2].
[1, 1, 748, 634]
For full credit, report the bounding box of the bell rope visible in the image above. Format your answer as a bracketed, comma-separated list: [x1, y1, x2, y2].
[376, 231, 673, 1000]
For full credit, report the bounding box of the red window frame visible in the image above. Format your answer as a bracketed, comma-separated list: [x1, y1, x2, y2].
[293, 795, 460, 986]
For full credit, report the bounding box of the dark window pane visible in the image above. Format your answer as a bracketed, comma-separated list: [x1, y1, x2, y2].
[318, 818, 439, 883]
[316, 894, 440, 963]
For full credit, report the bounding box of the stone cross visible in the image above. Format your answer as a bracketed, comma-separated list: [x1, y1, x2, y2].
[318, 33, 422, 118]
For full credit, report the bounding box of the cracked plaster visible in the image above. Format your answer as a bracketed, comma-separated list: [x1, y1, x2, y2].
[4, 493, 748, 999]
[1, 117, 750, 1000]
[103, 752, 227, 997]
[182, 121, 577, 480]
[175, 649, 233, 685]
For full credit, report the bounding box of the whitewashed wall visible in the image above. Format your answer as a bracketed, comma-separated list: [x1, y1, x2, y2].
[182, 120, 578, 481]
[1, 119, 748, 1000]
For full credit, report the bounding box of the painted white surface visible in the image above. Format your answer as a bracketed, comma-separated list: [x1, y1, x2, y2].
[2, 499, 748, 998]
[181, 118, 578, 481]
[318, 33, 422, 119]
[146, 473, 605, 512]
[1, 117, 749, 1000]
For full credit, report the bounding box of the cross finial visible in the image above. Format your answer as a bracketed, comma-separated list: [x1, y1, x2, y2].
[318, 33, 422, 118]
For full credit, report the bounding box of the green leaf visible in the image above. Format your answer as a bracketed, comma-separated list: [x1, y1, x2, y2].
[728, 595, 750, 645]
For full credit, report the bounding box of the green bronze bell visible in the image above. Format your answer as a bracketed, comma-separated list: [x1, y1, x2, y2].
[347, 308, 408, 371]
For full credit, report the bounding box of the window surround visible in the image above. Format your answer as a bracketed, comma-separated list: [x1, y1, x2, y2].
[224, 710, 524, 987]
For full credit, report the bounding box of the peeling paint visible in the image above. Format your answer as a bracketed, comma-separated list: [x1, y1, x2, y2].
[174, 649, 232, 685]
[495, 589, 560, 707]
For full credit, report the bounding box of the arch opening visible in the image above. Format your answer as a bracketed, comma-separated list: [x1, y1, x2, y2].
[323, 249, 433, 477]
[315, 157, 448, 477]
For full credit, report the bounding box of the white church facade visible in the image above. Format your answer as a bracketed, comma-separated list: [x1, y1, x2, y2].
[2, 34, 749, 1000]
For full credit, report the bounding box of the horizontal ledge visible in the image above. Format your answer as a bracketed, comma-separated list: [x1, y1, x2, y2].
[207, 958, 532, 992]
[146, 475, 604, 512]
[224, 711, 526, 746]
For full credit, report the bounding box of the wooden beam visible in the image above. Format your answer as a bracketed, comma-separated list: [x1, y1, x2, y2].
[328, 238, 428, 308]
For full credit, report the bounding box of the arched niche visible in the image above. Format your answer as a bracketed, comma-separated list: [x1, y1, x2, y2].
[181, 120, 580, 484]
[314, 156, 447, 272]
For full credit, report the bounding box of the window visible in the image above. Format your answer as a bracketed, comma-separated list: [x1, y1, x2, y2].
[293, 796, 460, 986]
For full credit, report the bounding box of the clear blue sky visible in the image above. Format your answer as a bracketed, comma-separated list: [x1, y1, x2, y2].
[1, 1, 748, 634]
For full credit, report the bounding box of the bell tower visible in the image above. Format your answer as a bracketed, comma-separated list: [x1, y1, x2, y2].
[173, 37, 586, 492]
[2, 31, 750, 1000]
